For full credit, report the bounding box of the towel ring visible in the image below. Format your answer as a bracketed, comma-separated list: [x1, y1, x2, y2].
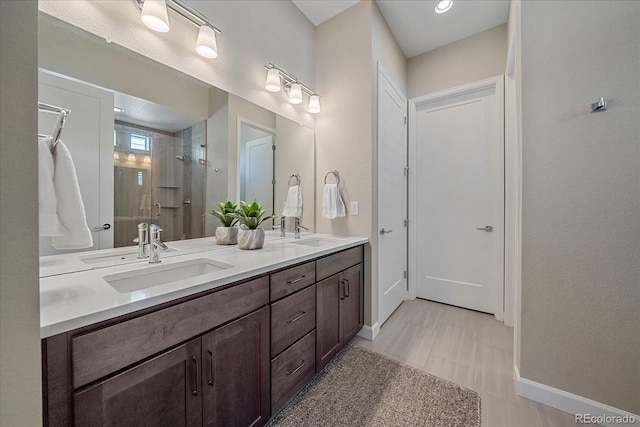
[324, 170, 340, 185]
[288, 174, 301, 187]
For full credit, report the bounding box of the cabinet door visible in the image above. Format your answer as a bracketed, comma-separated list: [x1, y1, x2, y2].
[74, 338, 202, 427]
[316, 274, 343, 371]
[202, 306, 269, 427]
[342, 264, 364, 343]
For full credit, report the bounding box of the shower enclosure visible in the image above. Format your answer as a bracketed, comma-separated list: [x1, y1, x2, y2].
[113, 121, 206, 247]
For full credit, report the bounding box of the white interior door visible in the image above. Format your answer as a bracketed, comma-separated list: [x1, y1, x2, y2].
[411, 76, 504, 316]
[38, 71, 114, 255]
[241, 135, 274, 222]
[377, 66, 408, 326]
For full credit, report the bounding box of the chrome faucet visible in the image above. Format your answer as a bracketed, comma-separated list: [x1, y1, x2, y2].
[280, 216, 286, 237]
[134, 223, 149, 259]
[294, 217, 309, 239]
[149, 224, 168, 264]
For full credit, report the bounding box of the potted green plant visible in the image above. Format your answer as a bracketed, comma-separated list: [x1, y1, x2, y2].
[208, 201, 239, 245]
[231, 201, 276, 250]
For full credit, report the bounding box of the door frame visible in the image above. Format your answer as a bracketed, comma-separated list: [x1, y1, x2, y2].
[408, 75, 506, 321]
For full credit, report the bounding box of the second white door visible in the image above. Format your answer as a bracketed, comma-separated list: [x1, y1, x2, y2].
[411, 76, 504, 316]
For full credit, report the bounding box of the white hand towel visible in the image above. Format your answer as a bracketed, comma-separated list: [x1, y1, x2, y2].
[51, 140, 94, 249]
[39, 137, 64, 236]
[282, 185, 303, 217]
[321, 183, 346, 219]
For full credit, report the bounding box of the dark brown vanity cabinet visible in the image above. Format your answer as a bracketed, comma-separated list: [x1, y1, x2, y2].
[42, 245, 365, 426]
[316, 247, 364, 371]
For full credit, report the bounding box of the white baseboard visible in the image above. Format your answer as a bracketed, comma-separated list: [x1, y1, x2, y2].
[357, 322, 380, 341]
[514, 366, 639, 426]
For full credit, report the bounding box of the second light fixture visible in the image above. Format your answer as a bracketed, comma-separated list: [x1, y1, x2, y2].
[264, 63, 320, 114]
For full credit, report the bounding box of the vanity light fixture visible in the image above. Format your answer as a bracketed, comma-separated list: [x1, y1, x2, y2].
[128, 153, 136, 162]
[143, 155, 152, 163]
[264, 63, 321, 113]
[113, 152, 120, 160]
[435, 0, 453, 14]
[133, 0, 221, 59]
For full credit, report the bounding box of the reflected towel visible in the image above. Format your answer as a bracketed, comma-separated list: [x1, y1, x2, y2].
[282, 185, 303, 217]
[50, 140, 94, 249]
[39, 137, 63, 236]
[321, 183, 346, 219]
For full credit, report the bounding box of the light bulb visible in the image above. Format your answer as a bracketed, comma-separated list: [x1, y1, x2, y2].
[265, 68, 281, 92]
[141, 0, 170, 32]
[289, 83, 303, 105]
[435, 0, 453, 14]
[308, 95, 321, 113]
[195, 25, 218, 59]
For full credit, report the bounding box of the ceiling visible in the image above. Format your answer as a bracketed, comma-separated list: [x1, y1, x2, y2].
[292, 0, 510, 58]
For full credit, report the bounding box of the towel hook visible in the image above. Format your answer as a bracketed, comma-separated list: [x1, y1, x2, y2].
[288, 174, 301, 187]
[324, 170, 340, 185]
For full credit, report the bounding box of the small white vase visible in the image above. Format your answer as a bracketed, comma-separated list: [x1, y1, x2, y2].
[215, 226, 238, 245]
[237, 228, 265, 250]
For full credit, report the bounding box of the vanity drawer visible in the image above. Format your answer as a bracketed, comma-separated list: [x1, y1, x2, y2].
[270, 261, 315, 301]
[316, 246, 363, 281]
[71, 276, 269, 388]
[271, 330, 316, 414]
[271, 285, 315, 356]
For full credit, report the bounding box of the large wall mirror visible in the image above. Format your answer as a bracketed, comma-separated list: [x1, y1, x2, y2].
[38, 13, 315, 257]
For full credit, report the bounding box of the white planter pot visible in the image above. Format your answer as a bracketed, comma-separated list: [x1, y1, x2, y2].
[215, 226, 238, 245]
[237, 228, 265, 250]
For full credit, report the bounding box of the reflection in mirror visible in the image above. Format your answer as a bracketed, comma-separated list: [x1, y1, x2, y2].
[238, 121, 275, 230]
[37, 12, 315, 259]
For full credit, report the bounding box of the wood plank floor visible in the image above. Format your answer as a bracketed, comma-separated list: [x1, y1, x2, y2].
[353, 299, 583, 427]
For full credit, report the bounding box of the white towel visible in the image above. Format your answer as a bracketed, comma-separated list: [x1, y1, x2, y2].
[49, 140, 94, 249]
[39, 137, 64, 236]
[282, 185, 303, 217]
[321, 183, 346, 219]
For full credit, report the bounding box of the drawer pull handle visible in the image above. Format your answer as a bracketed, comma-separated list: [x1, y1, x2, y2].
[192, 356, 199, 396]
[339, 280, 345, 300]
[286, 360, 306, 376]
[207, 349, 214, 386]
[287, 275, 307, 284]
[286, 311, 306, 323]
[344, 279, 350, 298]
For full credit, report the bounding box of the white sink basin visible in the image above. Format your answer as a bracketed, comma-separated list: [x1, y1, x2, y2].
[103, 258, 233, 293]
[80, 247, 178, 266]
[289, 237, 345, 247]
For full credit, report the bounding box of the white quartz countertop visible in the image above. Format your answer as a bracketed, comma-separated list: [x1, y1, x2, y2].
[39, 233, 368, 338]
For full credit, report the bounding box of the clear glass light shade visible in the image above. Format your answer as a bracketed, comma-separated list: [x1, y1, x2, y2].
[141, 0, 170, 32]
[289, 83, 303, 104]
[308, 95, 321, 113]
[435, 0, 453, 14]
[113, 152, 120, 160]
[128, 153, 136, 162]
[195, 26, 218, 59]
[265, 69, 281, 92]
[143, 155, 152, 163]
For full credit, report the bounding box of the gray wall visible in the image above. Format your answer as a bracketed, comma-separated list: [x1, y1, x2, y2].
[407, 24, 507, 98]
[520, 0, 640, 413]
[0, 1, 42, 424]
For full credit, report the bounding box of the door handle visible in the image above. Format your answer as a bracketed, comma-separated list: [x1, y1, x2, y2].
[93, 223, 111, 231]
[380, 228, 393, 235]
[155, 202, 161, 216]
[476, 225, 493, 232]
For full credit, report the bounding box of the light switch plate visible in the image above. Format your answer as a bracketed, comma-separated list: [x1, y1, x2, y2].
[350, 201, 359, 216]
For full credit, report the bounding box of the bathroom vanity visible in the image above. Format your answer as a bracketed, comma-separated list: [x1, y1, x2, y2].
[40, 235, 366, 426]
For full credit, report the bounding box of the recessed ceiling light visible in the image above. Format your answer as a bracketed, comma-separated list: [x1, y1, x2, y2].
[435, 0, 453, 14]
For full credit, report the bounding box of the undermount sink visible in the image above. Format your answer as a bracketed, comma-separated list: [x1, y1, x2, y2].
[103, 258, 233, 293]
[80, 247, 178, 266]
[289, 237, 345, 247]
